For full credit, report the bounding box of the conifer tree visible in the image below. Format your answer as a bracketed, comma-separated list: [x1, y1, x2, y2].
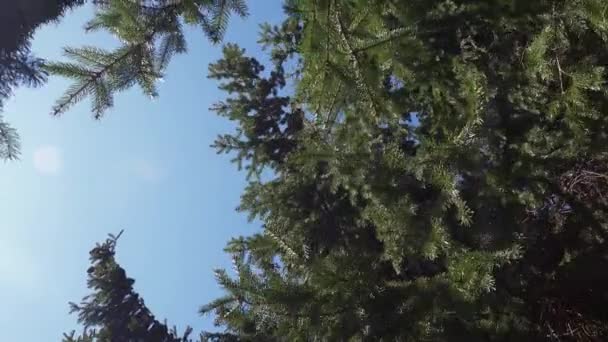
[70, 1, 608, 341]
[202, 1, 608, 340]
[63, 231, 198, 342]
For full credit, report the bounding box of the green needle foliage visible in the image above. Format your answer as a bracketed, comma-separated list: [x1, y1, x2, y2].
[203, 0, 608, 340]
[1, 0, 85, 160]
[63, 231, 198, 342]
[46, 0, 248, 118]
[1, 0, 247, 158]
[70, 0, 608, 341]
[0, 114, 21, 160]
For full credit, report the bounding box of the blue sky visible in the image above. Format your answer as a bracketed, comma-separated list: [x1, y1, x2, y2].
[0, 1, 284, 340]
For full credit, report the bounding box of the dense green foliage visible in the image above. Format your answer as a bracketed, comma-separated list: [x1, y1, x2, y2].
[67, 0, 608, 341]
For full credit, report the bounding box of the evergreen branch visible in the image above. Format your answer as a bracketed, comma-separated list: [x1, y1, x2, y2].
[52, 79, 96, 116]
[51, 9, 168, 117]
[228, 0, 248, 17]
[347, 5, 371, 33]
[331, 6, 380, 118]
[156, 31, 186, 72]
[266, 229, 302, 261]
[556, 55, 565, 94]
[92, 78, 113, 117]
[352, 27, 408, 53]
[0, 115, 20, 160]
[84, 10, 121, 33]
[50, 44, 140, 117]
[204, 0, 233, 43]
[136, 0, 184, 12]
[63, 46, 114, 68]
[43, 61, 93, 79]
[323, 81, 342, 135]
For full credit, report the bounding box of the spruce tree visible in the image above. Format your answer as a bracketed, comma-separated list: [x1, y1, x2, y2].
[202, 1, 608, 340]
[63, 231, 198, 342]
[69, 1, 608, 341]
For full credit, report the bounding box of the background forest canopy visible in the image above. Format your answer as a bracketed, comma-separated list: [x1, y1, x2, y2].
[3, 0, 608, 341]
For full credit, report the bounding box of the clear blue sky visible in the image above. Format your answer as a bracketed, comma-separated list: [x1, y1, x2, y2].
[0, 2, 284, 340]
